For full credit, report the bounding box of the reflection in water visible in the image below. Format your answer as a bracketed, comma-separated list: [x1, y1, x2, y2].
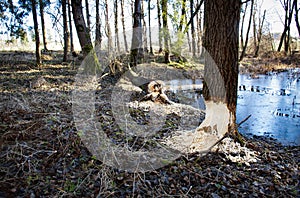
[166, 69, 300, 146]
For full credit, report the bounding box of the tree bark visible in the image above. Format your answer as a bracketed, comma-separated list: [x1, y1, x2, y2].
[39, 0, 48, 51]
[62, 0, 70, 61]
[71, 0, 93, 56]
[31, 0, 41, 66]
[202, 0, 241, 136]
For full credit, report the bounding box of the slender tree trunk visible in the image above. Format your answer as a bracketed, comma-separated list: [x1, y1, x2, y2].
[161, 0, 170, 63]
[131, 0, 143, 65]
[186, 14, 191, 52]
[39, 0, 48, 51]
[178, 0, 187, 32]
[114, 0, 120, 53]
[85, 0, 90, 33]
[31, 0, 41, 66]
[277, 0, 295, 52]
[95, 0, 102, 48]
[121, 0, 128, 52]
[148, 0, 153, 54]
[142, 0, 148, 52]
[104, 0, 112, 53]
[202, 0, 241, 136]
[68, 0, 74, 52]
[71, 0, 93, 56]
[196, 0, 202, 55]
[239, 0, 254, 61]
[62, 0, 70, 61]
[295, 0, 300, 36]
[254, 9, 266, 57]
[252, 4, 257, 54]
[190, 0, 196, 57]
[157, 0, 163, 53]
[240, 2, 249, 50]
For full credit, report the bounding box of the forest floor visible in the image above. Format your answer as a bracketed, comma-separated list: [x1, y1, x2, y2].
[0, 51, 299, 197]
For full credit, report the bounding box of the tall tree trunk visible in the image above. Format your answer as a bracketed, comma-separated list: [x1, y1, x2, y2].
[157, 0, 163, 53]
[95, 0, 102, 48]
[190, 0, 196, 57]
[71, 0, 93, 56]
[148, 0, 153, 54]
[131, 0, 143, 65]
[277, 0, 295, 52]
[161, 0, 170, 63]
[114, 0, 120, 53]
[31, 0, 41, 66]
[39, 0, 48, 51]
[239, 0, 254, 61]
[121, 0, 128, 52]
[62, 0, 70, 61]
[68, 0, 74, 52]
[254, 9, 266, 57]
[104, 0, 112, 53]
[84, 0, 90, 33]
[202, 0, 241, 136]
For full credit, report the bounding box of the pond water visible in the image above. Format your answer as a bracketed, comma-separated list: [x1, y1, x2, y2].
[166, 69, 300, 146]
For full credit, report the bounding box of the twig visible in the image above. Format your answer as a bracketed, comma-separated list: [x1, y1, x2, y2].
[237, 114, 251, 127]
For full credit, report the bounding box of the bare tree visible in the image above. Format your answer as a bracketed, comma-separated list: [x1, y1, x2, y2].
[277, 0, 296, 52]
[239, 0, 254, 61]
[240, 2, 249, 50]
[254, 9, 266, 57]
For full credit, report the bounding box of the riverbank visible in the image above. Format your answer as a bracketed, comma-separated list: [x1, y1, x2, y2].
[0, 51, 299, 197]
